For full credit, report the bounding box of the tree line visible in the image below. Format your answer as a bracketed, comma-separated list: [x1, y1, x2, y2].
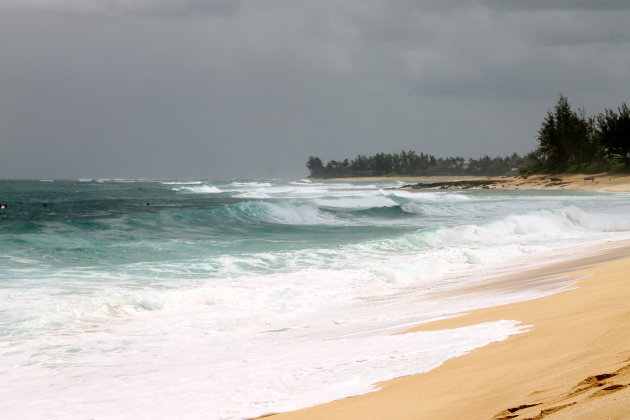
[306, 95, 629, 178]
[307, 152, 532, 178]
[527, 95, 630, 173]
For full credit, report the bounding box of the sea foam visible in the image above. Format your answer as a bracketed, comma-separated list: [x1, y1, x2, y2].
[0, 319, 526, 420]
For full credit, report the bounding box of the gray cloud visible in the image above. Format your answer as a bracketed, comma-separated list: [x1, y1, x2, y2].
[0, 0, 241, 17]
[0, 1, 629, 179]
[482, 0, 630, 11]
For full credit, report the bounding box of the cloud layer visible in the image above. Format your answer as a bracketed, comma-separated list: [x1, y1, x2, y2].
[1, 1, 629, 179]
[0, 0, 240, 16]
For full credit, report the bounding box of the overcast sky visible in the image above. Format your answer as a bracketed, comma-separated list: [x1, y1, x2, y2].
[1, 0, 629, 179]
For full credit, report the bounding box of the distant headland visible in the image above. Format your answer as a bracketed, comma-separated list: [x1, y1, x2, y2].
[306, 95, 630, 178]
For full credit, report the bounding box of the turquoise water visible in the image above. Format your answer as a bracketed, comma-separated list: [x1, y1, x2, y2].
[1, 179, 630, 419]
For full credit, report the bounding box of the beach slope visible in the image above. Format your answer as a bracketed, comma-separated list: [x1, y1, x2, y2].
[266, 254, 630, 419]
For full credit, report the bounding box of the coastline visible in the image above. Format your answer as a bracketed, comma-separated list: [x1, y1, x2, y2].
[311, 175, 496, 182]
[312, 172, 630, 192]
[265, 245, 630, 420]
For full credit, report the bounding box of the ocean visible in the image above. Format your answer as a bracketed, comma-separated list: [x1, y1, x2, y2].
[1, 178, 630, 419]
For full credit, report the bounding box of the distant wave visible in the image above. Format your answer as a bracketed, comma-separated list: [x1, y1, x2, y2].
[218, 201, 339, 225]
[172, 185, 222, 193]
[232, 192, 273, 199]
[230, 181, 273, 187]
[161, 181, 203, 185]
[314, 195, 399, 210]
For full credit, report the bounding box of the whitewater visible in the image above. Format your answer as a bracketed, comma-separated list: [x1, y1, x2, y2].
[1, 178, 630, 419]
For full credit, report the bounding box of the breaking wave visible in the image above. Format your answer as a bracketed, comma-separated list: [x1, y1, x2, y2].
[172, 185, 222, 193]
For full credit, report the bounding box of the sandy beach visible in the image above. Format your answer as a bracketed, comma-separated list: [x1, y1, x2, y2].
[316, 172, 630, 192]
[496, 173, 630, 192]
[262, 182, 630, 420]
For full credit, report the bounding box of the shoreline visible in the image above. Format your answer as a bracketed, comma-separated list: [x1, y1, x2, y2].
[265, 245, 630, 420]
[311, 172, 630, 192]
[311, 175, 496, 182]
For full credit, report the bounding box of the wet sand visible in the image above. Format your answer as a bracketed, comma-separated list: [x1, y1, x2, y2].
[264, 246, 630, 420]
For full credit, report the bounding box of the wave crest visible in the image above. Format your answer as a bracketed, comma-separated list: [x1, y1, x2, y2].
[172, 185, 222, 193]
[221, 201, 338, 225]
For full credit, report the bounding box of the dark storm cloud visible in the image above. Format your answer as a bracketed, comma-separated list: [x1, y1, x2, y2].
[0, 0, 241, 17]
[388, 6, 630, 98]
[0, 0, 629, 179]
[483, 0, 630, 12]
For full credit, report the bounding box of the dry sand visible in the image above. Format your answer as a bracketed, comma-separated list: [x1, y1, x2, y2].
[485, 173, 630, 192]
[264, 247, 630, 420]
[316, 172, 630, 192]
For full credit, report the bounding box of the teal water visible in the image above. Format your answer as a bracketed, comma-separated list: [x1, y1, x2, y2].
[1, 178, 630, 419]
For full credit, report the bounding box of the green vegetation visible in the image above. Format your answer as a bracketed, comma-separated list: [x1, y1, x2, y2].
[306, 95, 630, 178]
[307, 152, 531, 178]
[526, 95, 630, 173]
